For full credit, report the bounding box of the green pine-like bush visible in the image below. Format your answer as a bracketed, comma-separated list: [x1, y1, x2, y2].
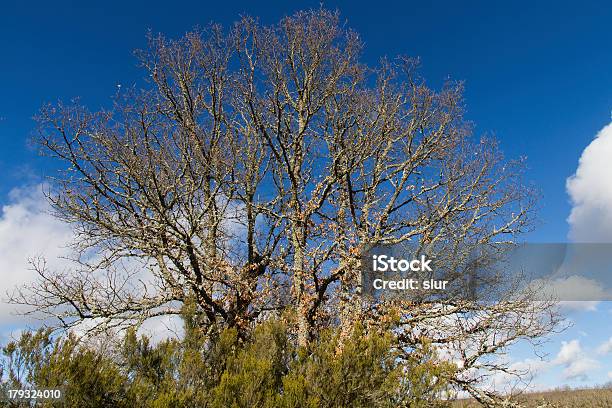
[0, 306, 456, 407]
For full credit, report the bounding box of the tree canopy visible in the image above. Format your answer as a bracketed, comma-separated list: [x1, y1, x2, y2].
[9, 9, 563, 405]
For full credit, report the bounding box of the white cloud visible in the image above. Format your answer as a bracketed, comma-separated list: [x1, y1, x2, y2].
[484, 337, 606, 392]
[562, 358, 600, 380]
[0, 184, 74, 325]
[0, 183, 182, 344]
[138, 314, 184, 344]
[597, 337, 612, 355]
[486, 356, 554, 393]
[567, 122, 612, 242]
[509, 357, 551, 379]
[554, 339, 582, 365]
[558, 301, 600, 312]
[554, 339, 600, 380]
[529, 275, 604, 311]
[548, 276, 606, 300]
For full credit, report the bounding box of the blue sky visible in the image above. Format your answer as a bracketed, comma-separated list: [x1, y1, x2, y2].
[1, 0, 612, 391]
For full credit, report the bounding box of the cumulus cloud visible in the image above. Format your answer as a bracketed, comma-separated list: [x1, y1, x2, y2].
[554, 339, 582, 365]
[488, 357, 552, 392]
[558, 300, 600, 313]
[531, 275, 605, 311]
[562, 358, 600, 380]
[0, 184, 74, 324]
[567, 122, 612, 242]
[486, 336, 606, 391]
[138, 314, 184, 343]
[554, 339, 600, 380]
[551, 276, 606, 300]
[597, 337, 612, 355]
[0, 183, 183, 343]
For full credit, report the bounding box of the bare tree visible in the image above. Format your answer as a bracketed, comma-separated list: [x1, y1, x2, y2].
[13, 9, 562, 404]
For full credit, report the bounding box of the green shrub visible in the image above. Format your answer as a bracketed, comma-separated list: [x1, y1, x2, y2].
[0, 312, 456, 407]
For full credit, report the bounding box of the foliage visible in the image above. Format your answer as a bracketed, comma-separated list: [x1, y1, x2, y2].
[0, 309, 456, 407]
[1, 329, 129, 407]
